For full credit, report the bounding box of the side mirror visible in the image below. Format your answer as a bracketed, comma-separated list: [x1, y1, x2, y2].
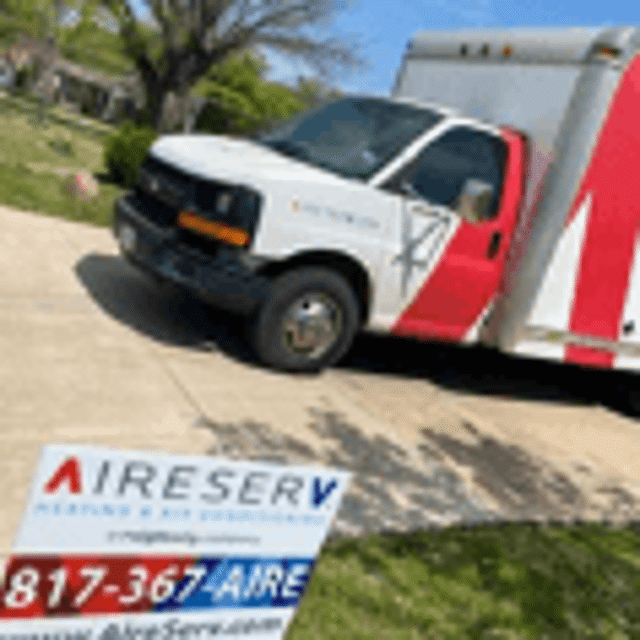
[455, 178, 494, 223]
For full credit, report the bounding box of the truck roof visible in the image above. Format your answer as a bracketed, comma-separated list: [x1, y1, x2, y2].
[406, 26, 640, 65]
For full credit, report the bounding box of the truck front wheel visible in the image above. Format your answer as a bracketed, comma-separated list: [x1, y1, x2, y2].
[249, 267, 360, 373]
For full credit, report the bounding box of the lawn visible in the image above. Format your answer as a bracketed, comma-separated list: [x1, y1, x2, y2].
[0, 95, 124, 227]
[288, 521, 640, 640]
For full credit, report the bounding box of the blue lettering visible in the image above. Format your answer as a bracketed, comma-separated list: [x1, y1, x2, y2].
[161, 507, 190, 520]
[311, 477, 338, 507]
[80, 504, 99, 516]
[34, 503, 49, 515]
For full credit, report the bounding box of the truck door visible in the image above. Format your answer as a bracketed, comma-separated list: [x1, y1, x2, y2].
[385, 125, 525, 342]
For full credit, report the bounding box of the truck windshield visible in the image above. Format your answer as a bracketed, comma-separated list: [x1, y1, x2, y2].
[257, 97, 444, 180]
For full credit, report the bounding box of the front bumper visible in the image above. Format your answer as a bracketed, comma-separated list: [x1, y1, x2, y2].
[113, 195, 270, 315]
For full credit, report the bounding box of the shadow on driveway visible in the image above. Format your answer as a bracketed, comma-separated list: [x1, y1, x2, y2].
[339, 332, 636, 415]
[75, 253, 255, 361]
[194, 407, 640, 538]
[75, 252, 638, 417]
[75, 253, 640, 532]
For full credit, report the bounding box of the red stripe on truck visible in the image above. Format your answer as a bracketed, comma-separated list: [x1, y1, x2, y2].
[563, 55, 640, 368]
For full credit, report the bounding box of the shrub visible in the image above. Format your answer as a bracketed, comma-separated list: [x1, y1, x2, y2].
[194, 101, 235, 135]
[103, 121, 157, 188]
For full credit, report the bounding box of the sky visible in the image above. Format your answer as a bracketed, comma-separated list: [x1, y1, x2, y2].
[125, 0, 631, 95]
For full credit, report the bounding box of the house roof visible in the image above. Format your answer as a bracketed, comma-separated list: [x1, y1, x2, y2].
[53, 59, 121, 89]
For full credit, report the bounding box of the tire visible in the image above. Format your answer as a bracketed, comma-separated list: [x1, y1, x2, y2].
[248, 267, 361, 373]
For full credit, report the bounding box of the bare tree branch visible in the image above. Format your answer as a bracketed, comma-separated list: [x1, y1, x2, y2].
[254, 33, 365, 75]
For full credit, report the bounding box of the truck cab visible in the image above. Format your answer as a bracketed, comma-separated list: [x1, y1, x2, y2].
[114, 95, 526, 372]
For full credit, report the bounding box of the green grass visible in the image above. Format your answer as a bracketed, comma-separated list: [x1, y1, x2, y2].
[287, 522, 640, 640]
[0, 95, 123, 226]
[0, 162, 122, 226]
[1, 92, 115, 137]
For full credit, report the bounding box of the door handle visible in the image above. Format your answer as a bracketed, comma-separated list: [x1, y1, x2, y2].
[487, 231, 502, 259]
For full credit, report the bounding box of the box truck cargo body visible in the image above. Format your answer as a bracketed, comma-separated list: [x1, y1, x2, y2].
[114, 26, 640, 374]
[394, 26, 640, 371]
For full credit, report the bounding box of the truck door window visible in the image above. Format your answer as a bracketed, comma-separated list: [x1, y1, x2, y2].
[400, 127, 506, 219]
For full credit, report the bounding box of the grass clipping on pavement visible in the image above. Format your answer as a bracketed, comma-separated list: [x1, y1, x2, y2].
[287, 521, 640, 640]
[0, 96, 123, 227]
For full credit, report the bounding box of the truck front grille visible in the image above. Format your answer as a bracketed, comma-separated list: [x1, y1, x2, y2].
[131, 153, 262, 248]
[137, 156, 236, 214]
[131, 190, 178, 227]
[137, 156, 193, 210]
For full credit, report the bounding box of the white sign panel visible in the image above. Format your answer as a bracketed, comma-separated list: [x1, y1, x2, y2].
[0, 444, 352, 640]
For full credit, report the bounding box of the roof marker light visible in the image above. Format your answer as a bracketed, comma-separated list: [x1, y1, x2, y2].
[594, 46, 620, 59]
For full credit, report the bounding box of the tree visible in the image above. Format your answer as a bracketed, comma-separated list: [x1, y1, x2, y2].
[81, 0, 365, 131]
[295, 74, 341, 109]
[56, 11, 133, 75]
[191, 50, 306, 135]
[0, 0, 74, 98]
[0, 0, 69, 45]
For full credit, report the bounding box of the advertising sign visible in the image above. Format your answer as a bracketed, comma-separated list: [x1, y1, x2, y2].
[0, 444, 352, 639]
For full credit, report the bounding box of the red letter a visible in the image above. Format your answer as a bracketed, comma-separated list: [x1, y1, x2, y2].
[43, 457, 82, 494]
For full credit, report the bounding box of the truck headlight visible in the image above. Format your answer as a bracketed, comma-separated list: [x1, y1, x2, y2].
[194, 182, 260, 224]
[234, 187, 262, 234]
[183, 184, 262, 247]
[216, 191, 234, 216]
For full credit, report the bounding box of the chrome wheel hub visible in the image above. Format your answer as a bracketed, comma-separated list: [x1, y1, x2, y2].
[281, 293, 342, 359]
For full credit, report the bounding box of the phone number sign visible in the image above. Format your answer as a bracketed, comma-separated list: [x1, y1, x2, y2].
[0, 444, 352, 639]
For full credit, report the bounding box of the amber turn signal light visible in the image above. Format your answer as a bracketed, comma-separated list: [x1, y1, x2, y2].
[178, 211, 249, 247]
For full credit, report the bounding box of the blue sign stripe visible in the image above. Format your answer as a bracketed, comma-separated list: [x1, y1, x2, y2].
[154, 557, 315, 612]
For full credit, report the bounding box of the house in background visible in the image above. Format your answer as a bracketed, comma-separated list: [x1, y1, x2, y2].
[1, 34, 143, 123]
[0, 34, 296, 130]
[52, 60, 142, 122]
[4, 34, 60, 91]
[4, 34, 54, 69]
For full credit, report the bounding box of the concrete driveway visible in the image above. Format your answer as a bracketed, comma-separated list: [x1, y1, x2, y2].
[2, 205, 640, 560]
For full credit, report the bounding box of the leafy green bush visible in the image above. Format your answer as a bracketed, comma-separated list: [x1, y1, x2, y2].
[193, 101, 231, 135]
[103, 121, 157, 188]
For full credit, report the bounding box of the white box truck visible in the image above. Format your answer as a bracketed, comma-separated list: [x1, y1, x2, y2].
[114, 26, 640, 375]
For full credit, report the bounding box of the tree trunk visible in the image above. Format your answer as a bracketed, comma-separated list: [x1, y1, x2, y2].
[155, 91, 184, 133]
[140, 82, 166, 130]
